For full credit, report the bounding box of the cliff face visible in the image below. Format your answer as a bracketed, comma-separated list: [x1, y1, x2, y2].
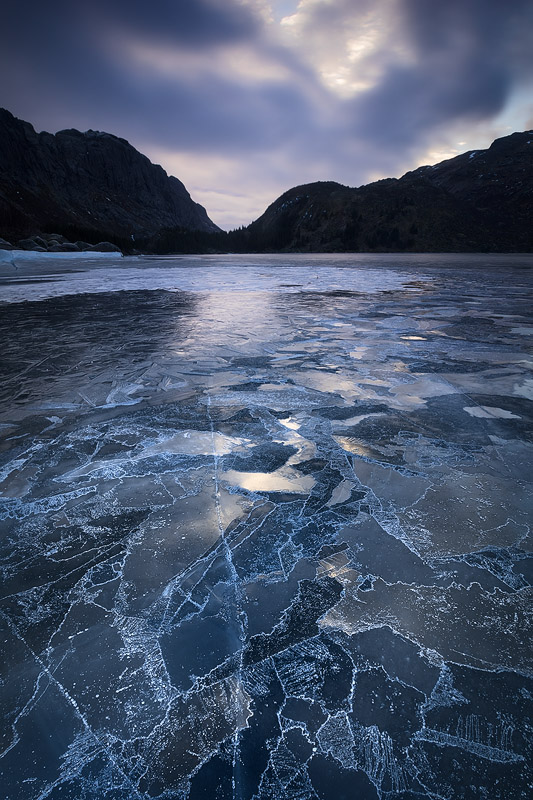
[245, 131, 533, 252]
[1, 109, 531, 254]
[0, 109, 219, 244]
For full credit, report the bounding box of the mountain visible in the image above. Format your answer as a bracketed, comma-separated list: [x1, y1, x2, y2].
[0, 109, 219, 247]
[240, 131, 533, 253]
[1, 110, 531, 254]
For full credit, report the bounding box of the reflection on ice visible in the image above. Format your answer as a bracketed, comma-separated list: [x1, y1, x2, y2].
[464, 405, 521, 419]
[278, 416, 303, 430]
[140, 430, 248, 457]
[221, 467, 316, 494]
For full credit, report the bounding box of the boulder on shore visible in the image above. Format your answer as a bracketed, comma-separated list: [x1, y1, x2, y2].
[88, 241, 122, 252]
[0, 237, 14, 250]
[18, 238, 46, 251]
[43, 233, 69, 244]
[48, 243, 81, 252]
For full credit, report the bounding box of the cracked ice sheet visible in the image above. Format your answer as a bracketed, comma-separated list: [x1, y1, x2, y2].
[0, 253, 533, 800]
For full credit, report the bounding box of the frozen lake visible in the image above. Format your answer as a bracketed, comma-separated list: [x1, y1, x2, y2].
[1, 253, 532, 799]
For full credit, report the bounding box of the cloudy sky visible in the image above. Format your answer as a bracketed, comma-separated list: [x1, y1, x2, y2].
[2, 0, 532, 228]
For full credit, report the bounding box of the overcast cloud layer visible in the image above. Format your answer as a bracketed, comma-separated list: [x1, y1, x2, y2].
[2, 0, 532, 228]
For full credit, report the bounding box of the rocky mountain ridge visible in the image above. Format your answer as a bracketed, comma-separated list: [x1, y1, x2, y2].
[0, 108, 219, 248]
[1, 108, 531, 253]
[241, 131, 533, 252]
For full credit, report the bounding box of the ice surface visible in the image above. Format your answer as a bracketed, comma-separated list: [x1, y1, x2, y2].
[0, 253, 532, 799]
[0, 249, 122, 264]
[0, 252, 418, 304]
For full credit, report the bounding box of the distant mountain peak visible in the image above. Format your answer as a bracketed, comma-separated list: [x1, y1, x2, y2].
[244, 130, 532, 253]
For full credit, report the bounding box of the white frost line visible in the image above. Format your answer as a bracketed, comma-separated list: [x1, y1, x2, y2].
[206, 392, 248, 798]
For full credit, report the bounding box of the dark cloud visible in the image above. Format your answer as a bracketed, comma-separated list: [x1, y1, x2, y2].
[2, 47, 315, 156]
[5, 0, 257, 49]
[94, 73, 317, 154]
[102, 0, 258, 47]
[1, 0, 259, 125]
[351, 0, 533, 147]
[351, 58, 511, 149]
[403, 0, 532, 62]
[1, 0, 269, 147]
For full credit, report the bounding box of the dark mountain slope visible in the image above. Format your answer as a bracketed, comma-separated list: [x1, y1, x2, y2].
[242, 131, 533, 253]
[0, 109, 219, 245]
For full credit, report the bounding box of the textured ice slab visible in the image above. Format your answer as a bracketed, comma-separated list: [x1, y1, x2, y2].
[0, 253, 532, 800]
[0, 249, 122, 263]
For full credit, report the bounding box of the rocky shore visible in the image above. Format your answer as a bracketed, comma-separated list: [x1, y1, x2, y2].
[0, 232, 122, 253]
